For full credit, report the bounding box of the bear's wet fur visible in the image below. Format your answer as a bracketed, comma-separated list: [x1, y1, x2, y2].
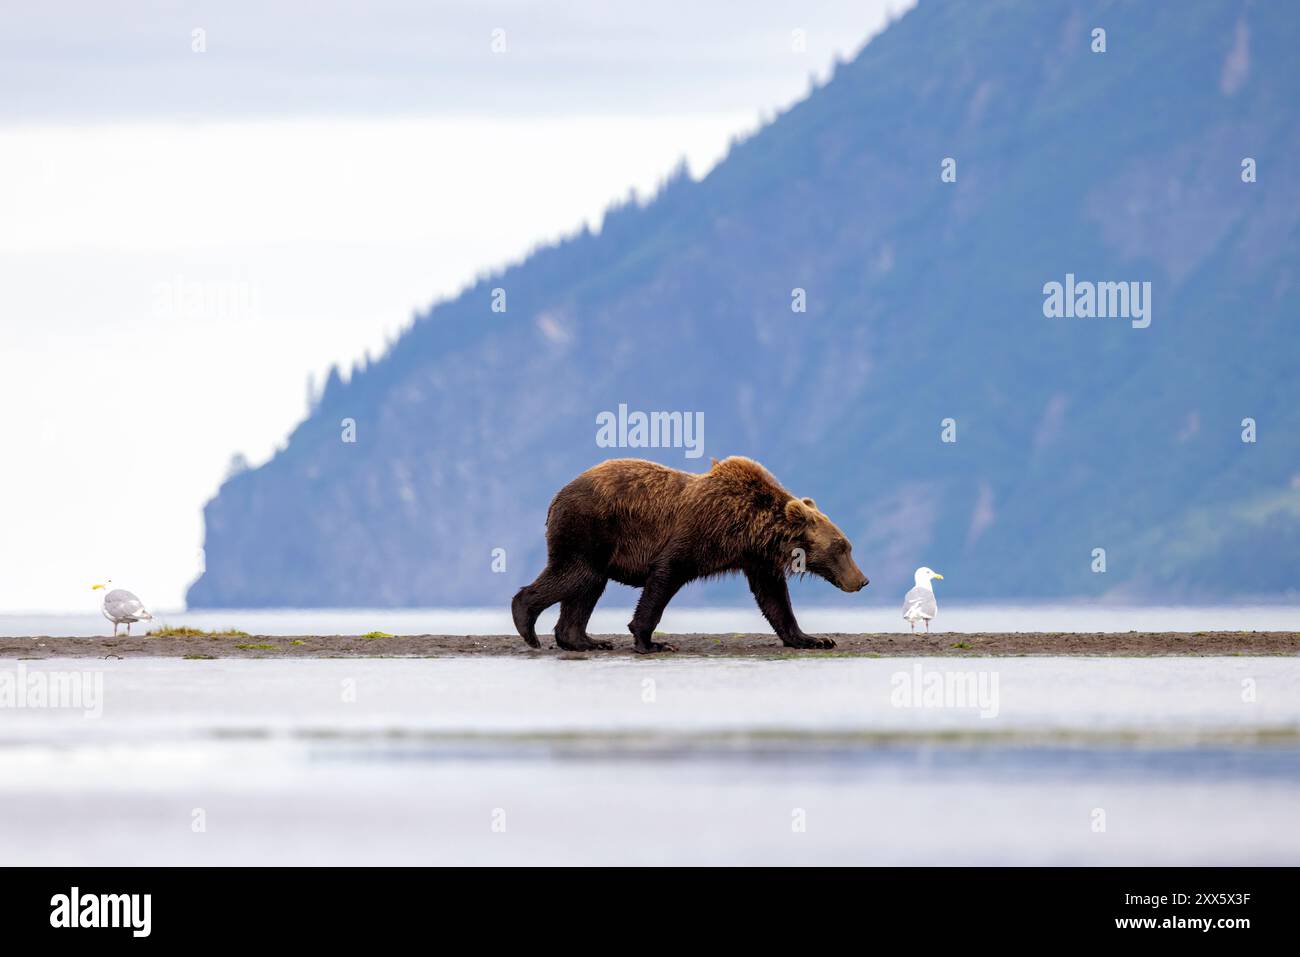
[512, 456, 868, 653]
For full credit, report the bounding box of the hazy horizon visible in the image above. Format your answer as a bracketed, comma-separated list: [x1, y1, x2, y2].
[0, 1, 911, 613]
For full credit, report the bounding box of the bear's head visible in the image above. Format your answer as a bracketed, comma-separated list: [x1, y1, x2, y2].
[784, 497, 869, 592]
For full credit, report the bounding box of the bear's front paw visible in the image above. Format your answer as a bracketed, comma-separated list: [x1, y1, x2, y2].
[634, 640, 678, 654]
[555, 635, 614, 652]
[781, 633, 836, 650]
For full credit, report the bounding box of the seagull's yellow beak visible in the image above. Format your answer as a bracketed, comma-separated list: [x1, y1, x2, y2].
[932, 573, 944, 580]
[91, 583, 105, 590]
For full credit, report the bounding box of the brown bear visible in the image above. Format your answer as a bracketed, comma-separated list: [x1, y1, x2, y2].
[512, 456, 868, 653]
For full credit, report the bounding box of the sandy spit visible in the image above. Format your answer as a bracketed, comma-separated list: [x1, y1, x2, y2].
[2, 631, 1298, 659]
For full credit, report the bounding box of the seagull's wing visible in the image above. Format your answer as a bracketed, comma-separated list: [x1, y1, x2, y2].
[902, 587, 937, 621]
[104, 588, 146, 621]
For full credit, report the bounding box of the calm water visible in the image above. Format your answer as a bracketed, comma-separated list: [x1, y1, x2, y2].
[1, 656, 1297, 865]
[6, 604, 1300, 637]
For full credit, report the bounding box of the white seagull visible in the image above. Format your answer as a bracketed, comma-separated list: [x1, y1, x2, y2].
[92, 581, 153, 636]
[902, 566, 944, 633]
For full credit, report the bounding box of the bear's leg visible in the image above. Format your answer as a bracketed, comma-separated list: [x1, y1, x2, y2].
[628, 563, 685, 654]
[555, 575, 612, 651]
[744, 564, 835, 650]
[512, 564, 580, 648]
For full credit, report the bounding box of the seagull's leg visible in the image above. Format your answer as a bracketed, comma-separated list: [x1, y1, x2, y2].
[925, 620, 929, 634]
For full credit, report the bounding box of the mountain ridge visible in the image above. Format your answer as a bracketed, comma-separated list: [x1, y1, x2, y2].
[189, 0, 1300, 609]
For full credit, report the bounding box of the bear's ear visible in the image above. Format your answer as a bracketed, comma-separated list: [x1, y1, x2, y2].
[711, 457, 720, 468]
[785, 498, 813, 527]
[801, 497, 817, 511]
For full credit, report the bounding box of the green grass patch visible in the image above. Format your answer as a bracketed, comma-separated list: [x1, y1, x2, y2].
[146, 626, 250, 638]
[360, 631, 395, 639]
[234, 643, 278, 650]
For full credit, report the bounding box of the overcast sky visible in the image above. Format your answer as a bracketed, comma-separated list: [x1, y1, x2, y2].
[3, 1, 908, 120]
[0, 0, 912, 613]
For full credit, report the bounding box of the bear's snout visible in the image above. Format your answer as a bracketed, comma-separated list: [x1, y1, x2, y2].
[839, 566, 869, 592]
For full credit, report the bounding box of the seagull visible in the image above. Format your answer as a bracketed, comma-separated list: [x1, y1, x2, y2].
[903, 567, 943, 633]
[92, 581, 153, 637]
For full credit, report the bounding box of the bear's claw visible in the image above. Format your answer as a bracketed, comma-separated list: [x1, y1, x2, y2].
[781, 633, 836, 650]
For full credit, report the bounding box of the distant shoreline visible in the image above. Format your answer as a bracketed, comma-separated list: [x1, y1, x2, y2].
[3, 632, 1298, 659]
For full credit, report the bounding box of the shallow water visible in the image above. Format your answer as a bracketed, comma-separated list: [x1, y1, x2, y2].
[6, 603, 1300, 637]
[1, 656, 1297, 865]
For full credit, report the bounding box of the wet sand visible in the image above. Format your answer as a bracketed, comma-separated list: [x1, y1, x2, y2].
[2, 631, 1297, 658]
